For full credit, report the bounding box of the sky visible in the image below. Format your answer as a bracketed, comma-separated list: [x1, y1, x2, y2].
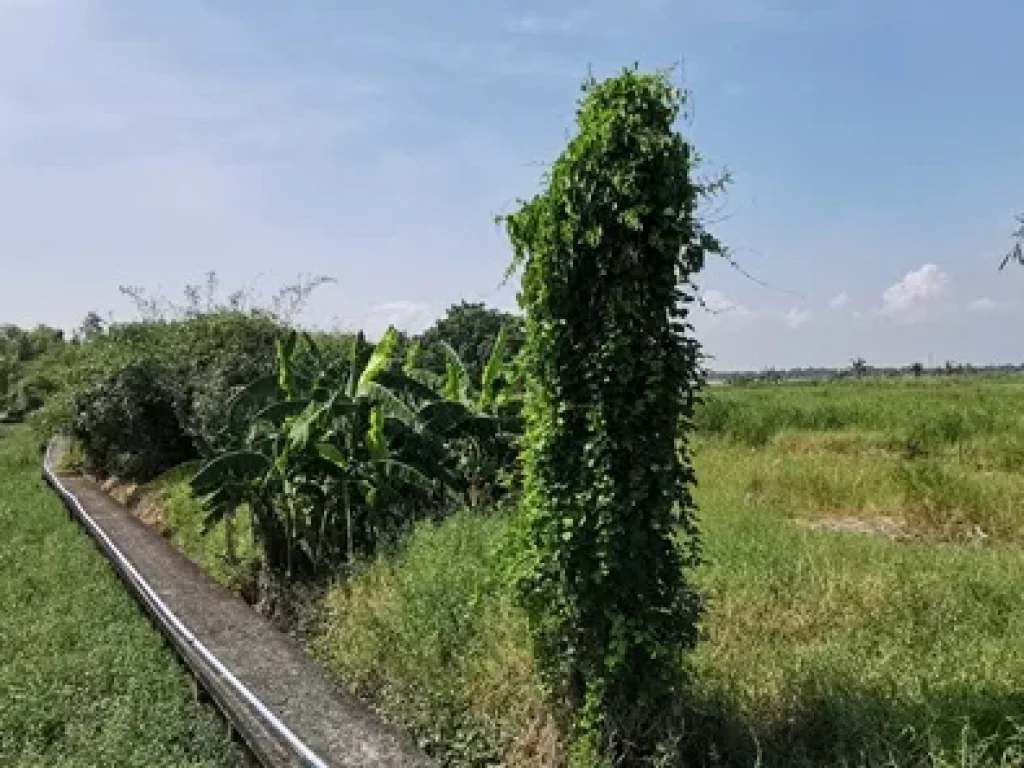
[1, 0, 1021, 371]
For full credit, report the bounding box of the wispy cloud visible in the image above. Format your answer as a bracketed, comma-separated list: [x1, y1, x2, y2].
[829, 292, 850, 310]
[965, 297, 1008, 313]
[701, 289, 754, 318]
[784, 307, 812, 328]
[505, 10, 589, 35]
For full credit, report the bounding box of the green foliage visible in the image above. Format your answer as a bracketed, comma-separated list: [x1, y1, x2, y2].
[70, 361, 195, 482]
[311, 433, 1024, 767]
[190, 327, 517, 598]
[0, 325, 66, 422]
[143, 464, 261, 599]
[695, 375, 1019, 448]
[33, 313, 285, 481]
[311, 511, 539, 767]
[502, 67, 723, 763]
[416, 301, 525, 383]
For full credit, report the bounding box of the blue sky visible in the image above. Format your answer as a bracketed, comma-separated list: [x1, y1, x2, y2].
[1, 0, 1021, 370]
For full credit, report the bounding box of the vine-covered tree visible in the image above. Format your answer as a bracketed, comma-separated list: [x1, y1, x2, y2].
[503, 67, 723, 765]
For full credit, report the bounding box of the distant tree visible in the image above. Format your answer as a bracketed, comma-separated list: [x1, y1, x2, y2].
[850, 357, 868, 378]
[416, 301, 525, 383]
[75, 311, 106, 342]
[999, 213, 1024, 270]
[911, 362, 924, 377]
[0, 325, 64, 362]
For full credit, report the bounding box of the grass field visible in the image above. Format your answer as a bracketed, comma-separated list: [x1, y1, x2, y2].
[310, 375, 1024, 766]
[0, 425, 244, 768]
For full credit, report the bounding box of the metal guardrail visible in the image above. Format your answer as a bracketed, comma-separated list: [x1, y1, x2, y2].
[42, 441, 330, 768]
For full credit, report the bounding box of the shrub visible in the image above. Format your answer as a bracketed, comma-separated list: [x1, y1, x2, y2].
[70, 361, 195, 482]
[37, 313, 284, 479]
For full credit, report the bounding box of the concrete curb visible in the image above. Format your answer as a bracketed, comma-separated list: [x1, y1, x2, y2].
[43, 437, 434, 768]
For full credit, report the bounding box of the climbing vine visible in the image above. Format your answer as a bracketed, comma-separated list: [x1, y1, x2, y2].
[503, 67, 725, 765]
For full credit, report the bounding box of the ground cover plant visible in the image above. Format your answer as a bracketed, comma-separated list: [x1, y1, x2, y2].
[0, 425, 244, 768]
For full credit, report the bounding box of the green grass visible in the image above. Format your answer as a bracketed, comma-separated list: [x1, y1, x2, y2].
[0, 426, 244, 768]
[141, 464, 261, 600]
[694, 375, 1024, 450]
[308, 375, 1024, 767]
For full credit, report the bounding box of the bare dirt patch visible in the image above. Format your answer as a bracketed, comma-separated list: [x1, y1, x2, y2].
[794, 513, 920, 541]
[795, 512, 994, 545]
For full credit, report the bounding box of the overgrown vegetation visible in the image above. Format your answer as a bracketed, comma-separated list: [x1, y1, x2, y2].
[0, 425, 244, 768]
[0, 325, 65, 422]
[502, 67, 721, 765]
[186, 324, 521, 615]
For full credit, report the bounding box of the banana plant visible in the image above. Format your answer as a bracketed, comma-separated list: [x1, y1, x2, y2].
[425, 326, 524, 504]
[190, 325, 471, 586]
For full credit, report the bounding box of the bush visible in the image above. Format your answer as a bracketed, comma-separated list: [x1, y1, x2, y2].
[45, 313, 284, 479]
[70, 361, 194, 482]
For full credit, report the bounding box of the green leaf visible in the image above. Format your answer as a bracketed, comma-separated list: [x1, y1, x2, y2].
[418, 399, 473, 436]
[356, 326, 399, 397]
[478, 324, 509, 411]
[374, 370, 440, 405]
[288, 401, 324, 451]
[275, 331, 299, 397]
[252, 398, 312, 426]
[227, 374, 280, 424]
[440, 341, 471, 402]
[369, 458, 433, 492]
[366, 404, 388, 461]
[191, 451, 271, 495]
[315, 442, 348, 468]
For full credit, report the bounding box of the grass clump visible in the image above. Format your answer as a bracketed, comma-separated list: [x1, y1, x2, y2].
[0, 426, 244, 768]
[311, 510, 554, 766]
[140, 465, 261, 599]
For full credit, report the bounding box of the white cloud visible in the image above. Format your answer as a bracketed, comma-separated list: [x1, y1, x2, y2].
[784, 307, 812, 328]
[360, 301, 436, 339]
[828, 292, 849, 310]
[880, 264, 950, 320]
